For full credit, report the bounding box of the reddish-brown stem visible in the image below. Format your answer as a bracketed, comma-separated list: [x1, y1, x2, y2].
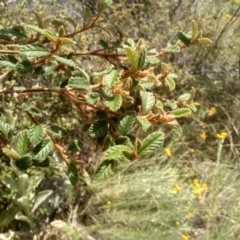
[0, 70, 14, 82]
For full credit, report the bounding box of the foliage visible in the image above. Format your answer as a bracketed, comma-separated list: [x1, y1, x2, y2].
[0, 163, 52, 231]
[1, 0, 240, 239]
[0, 1, 211, 185]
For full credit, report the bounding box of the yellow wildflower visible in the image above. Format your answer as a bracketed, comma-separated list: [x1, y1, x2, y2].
[205, 214, 210, 221]
[199, 132, 207, 141]
[190, 148, 195, 153]
[193, 179, 201, 198]
[176, 221, 180, 226]
[182, 234, 189, 240]
[164, 148, 172, 157]
[208, 107, 217, 116]
[216, 132, 228, 139]
[175, 184, 182, 193]
[194, 188, 201, 198]
[193, 179, 200, 186]
[154, 228, 158, 232]
[107, 200, 112, 205]
[225, 14, 232, 19]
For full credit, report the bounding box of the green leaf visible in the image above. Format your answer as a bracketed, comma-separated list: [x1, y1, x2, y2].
[32, 156, 54, 167]
[138, 132, 164, 156]
[99, 39, 108, 48]
[155, 100, 165, 113]
[138, 46, 147, 69]
[32, 190, 52, 213]
[95, 160, 114, 180]
[115, 136, 134, 148]
[165, 76, 175, 91]
[0, 206, 18, 228]
[28, 124, 44, 145]
[186, 103, 197, 112]
[122, 150, 135, 161]
[43, 66, 55, 75]
[177, 93, 191, 102]
[163, 45, 181, 53]
[198, 38, 213, 44]
[138, 81, 154, 90]
[68, 162, 78, 186]
[67, 140, 83, 153]
[98, 0, 113, 12]
[15, 156, 32, 170]
[105, 94, 122, 111]
[104, 145, 132, 160]
[96, 110, 108, 120]
[136, 116, 152, 132]
[74, 67, 90, 82]
[52, 55, 75, 67]
[166, 100, 177, 110]
[118, 113, 136, 135]
[124, 45, 139, 70]
[176, 30, 191, 47]
[34, 66, 45, 75]
[0, 119, 11, 137]
[42, 29, 57, 42]
[68, 77, 89, 89]
[103, 69, 122, 88]
[32, 139, 54, 161]
[16, 197, 31, 220]
[59, 37, 76, 45]
[0, 55, 18, 68]
[86, 91, 100, 104]
[191, 20, 198, 39]
[15, 61, 33, 74]
[19, 44, 49, 57]
[24, 24, 44, 35]
[17, 130, 29, 156]
[171, 108, 192, 118]
[161, 62, 168, 72]
[2, 148, 21, 160]
[140, 91, 155, 113]
[33, 10, 43, 28]
[83, 6, 93, 26]
[17, 174, 30, 195]
[47, 125, 67, 138]
[146, 56, 160, 65]
[22, 103, 44, 117]
[89, 120, 109, 138]
[15, 211, 32, 227]
[64, 17, 77, 29]
[0, 28, 27, 40]
[52, 19, 65, 28]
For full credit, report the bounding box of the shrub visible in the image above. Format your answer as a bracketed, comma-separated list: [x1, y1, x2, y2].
[0, 1, 211, 184]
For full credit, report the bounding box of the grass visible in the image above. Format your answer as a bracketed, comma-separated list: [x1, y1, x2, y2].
[43, 133, 240, 240]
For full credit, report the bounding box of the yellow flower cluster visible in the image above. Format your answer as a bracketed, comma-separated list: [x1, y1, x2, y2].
[216, 132, 228, 139]
[208, 106, 217, 116]
[164, 148, 172, 157]
[193, 179, 208, 199]
[175, 184, 182, 193]
[199, 132, 207, 141]
[182, 234, 189, 240]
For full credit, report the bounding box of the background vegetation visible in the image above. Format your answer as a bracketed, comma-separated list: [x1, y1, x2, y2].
[1, 0, 240, 240]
